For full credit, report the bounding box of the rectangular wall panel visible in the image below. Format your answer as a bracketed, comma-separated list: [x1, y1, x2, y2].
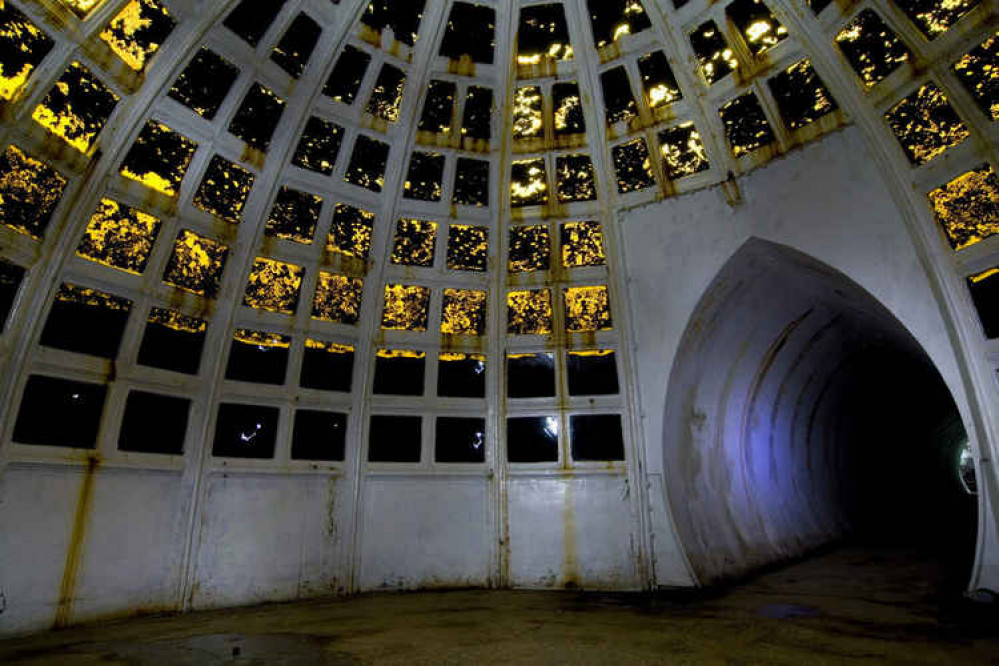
[71, 468, 185, 622]
[191, 472, 344, 609]
[359, 476, 492, 590]
[0, 465, 86, 635]
[507, 473, 641, 590]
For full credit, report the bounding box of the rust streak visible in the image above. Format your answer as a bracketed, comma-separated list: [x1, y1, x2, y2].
[54, 455, 99, 629]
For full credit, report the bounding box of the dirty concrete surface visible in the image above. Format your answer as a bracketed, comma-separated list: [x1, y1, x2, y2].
[1, 547, 997, 665]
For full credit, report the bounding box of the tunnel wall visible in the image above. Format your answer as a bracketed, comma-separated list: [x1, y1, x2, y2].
[619, 126, 998, 587]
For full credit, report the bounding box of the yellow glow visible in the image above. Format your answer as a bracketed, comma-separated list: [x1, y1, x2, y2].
[928, 165, 999, 251]
[511, 159, 547, 205]
[513, 86, 543, 139]
[234, 328, 290, 349]
[562, 221, 606, 268]
[77, 198, 160, 274]
[0, 8, 50, 101]
[440, 352, 485, 362]
[507, 289, 552, 335]
[953, 33, 999, 121]
[564, 286, 613, 332]
[885, 83, 969, 165]
[612, 23, 631, 41]
[381, 284, 431, 331]
[441, 288, 487, 336]
[120, 122, 197, 197]
[554, 93, 581, 131]
[32, 62, 118, 153]
[508, 225, 550, 273]
[0, 144, 68, 239]
[100, 0, 173, 72]
[55, 283, 130, 310]
[305, 338, 354, 354]
[970, 267, 999, 283]
[148, 307, 205, 334]
[312, 272, 364, 324]
[243, 257, 304, 315]
[59, 0, 105, 18]
[568, 349, 615, 358]
[648, 84, 678, 108]
[377, 349, 426, 359]
[447, 224, 488, 272]
[163, 230, 228, 297]
[392, 218, 437, 267]
[328, 203, 374, 260]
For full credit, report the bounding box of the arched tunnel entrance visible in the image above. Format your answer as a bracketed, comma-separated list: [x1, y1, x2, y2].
[663, 239, 978, 590]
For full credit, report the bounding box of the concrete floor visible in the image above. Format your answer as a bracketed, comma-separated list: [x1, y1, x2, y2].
[1, 547, 997, 665]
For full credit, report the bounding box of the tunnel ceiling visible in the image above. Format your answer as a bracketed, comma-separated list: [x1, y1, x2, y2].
[0, 0, 997, 474]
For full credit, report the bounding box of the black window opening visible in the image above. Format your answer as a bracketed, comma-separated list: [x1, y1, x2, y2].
[366, 64, 406, 123]
[638, 51, 682, 109]
[453, 158, 490, 207]
[0, 259, 26, 332]
[507, 352, 556, 399]
[0, 3, 53, 102]
[118, 391, 191, 455]
[570, 414, 625, 461]
[13, 375, 107, 448]
[373, 350, 426, 396]
[120, 122, 197, 198]
[292, 116, 344, 175]
[360, 0, 426, 47]
[438, 354, 486, 398]
[403, 152, 445, 202]
[36, 61, 119, 154]
[228, 83, 286, 152]
[587, 0, 652, 49]
[567, 350, 620, 396]
[292, 410, 347, 461]
[767, 60, 838, 131]
[225, 331, 290, 385]
[601, 66, 639, 127]
[324, 45, 371, 104]
[265, 186, 323, 243]
[212, 403, 280, 459]
[507, 416, 559, 463]
[300, 340, 354, 392]
[270, 12, 321, 78]
[223, 0, 288, 46]
[436, 417, 486, 463]
[137, 308, 207, 375]
[439, 2, 495, 64]
[1, 144, 68, 238]
[344, 135, 390, 192]
[517, 4, 573, 63]
[968, 268, 999, 338]
[39, 284, 132, 359]
[168, 49, 239, 120]
[461, 86, 492, 141]
[369, 415, 421, 462]
[418, 80, 457, 134]
[553, 82, 586, 136]
[719, 92, 776, 157]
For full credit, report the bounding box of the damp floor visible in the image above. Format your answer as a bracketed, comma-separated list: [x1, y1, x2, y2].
[1, 547, 998, 664]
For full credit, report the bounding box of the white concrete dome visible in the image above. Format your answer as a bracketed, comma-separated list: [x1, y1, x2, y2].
[0, 0, 997, 635]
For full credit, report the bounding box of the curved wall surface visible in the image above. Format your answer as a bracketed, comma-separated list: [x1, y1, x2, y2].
[0, 0, 998, 637]
[621, 127, 999, 588]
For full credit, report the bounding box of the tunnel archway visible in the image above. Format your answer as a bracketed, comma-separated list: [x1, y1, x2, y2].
[662, 238, 979, 588]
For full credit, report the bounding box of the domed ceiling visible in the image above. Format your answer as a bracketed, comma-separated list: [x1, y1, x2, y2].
[0, 0, 995, 509]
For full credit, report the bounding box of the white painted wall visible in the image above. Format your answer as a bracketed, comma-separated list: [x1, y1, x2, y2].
[2, 127, 997, 638]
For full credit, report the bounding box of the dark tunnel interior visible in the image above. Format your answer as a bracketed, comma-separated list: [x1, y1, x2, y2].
[839, 348, 977, 587]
